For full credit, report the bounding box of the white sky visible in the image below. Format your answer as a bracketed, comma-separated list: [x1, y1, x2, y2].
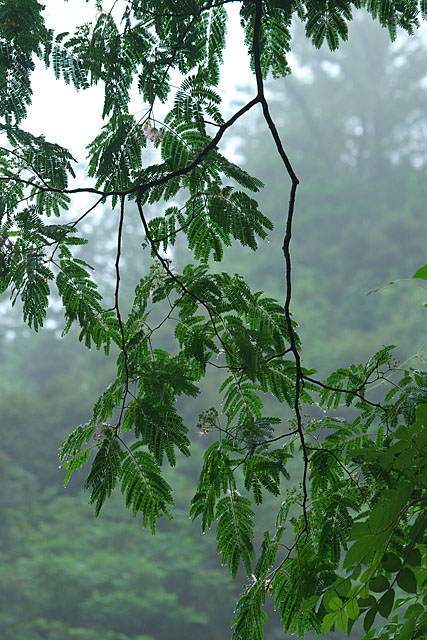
[24, 2, 427, 162]
[17, 1, 427, 187]
[25, 0, 253, 163]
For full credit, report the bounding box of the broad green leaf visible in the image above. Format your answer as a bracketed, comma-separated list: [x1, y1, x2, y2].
[348, 521, 369, 541]
[358, 595, 376, 608]
[369, 502, 392, 533]
[369, 575, 390, 593]
[403, 603, 423, 619]
[399, 616, 417, 640]
[363, 606, 378, 633]
[412, 264, 427, 280]
[361, 567, 375, 583]
[321, 612, 337, 633]
[346, 598, 360, 620]
[344, 537, 377, 568]
[378, 589, 395, 618]
[414, 403, 427, 430]
[406, 548, 422, 567]
[300, 595, 320, 612]
[336, 578, 352, 597]
[381, 552, 401, 573]
[396, 567, 417, 593]
[323, 590, 339, 612]
[336, 609, 348, 632]
[359, 584, 370, 599]
[329, 596, 343, 611]
[351, 565, 362, 580]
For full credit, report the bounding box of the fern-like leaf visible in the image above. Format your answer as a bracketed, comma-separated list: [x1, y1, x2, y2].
[120, 442, 174, 533]
[84, 433, 124, 516]
[216, 492, 255, 577]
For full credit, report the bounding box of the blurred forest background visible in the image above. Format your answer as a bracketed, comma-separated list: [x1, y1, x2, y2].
[1, 15, 426, 640]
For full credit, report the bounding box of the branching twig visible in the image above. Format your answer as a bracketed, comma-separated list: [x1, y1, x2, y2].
[303, 375, 386, 411]
[137, 197, 239, 363]
[1, 93, 261, 199]
[305, 445, 365, 497]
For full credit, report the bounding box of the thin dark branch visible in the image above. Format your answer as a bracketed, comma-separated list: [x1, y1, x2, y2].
[115, 195, 130, 428]
[134, 94, 261, 199]
[305, 445, 365, 497]
[251, 0, 308, 536]
[137, 198, 256, 419]
[207, 360, 244, 370]
[304, 358, 384, 396]
[265, 348, 292, 363]
[1, 94, 261, 200]
[69, 195, 105, 229]
[49, 195, 105, 263]
[153, 184, 201, 244]
[207, 346, 291, 370]
[303, 375, 387, 411]
[262, 428, 299, 445]
[136, 197, 235, 363]
[0, 145, 52, 189]
[140, 0, 241, 19]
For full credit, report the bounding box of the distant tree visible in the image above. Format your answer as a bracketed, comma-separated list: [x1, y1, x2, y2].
[231, 15, 427, 372]
[0, 2, 426, 640]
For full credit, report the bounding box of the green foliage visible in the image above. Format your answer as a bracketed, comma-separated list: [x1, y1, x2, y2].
[216, 492, 256, 577]
[315, 397, 427, 639]
[120, 443, 174, 532]
[0, 0, 49, 123]
[1, 1, 426, 639]
[190, 440, 237, 532]
[84, 430, 124, 515]
[56, 250, 121, 351]
[88, 115, 147, 207]
[124, 395, 192, 465]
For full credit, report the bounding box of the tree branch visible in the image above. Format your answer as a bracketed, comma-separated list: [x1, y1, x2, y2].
[251, 0, 308, 537]
[115, 195, 130, 429]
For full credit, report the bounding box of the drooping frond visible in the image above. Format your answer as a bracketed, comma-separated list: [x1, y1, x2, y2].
[56, 251, 120, 352]
[120, 442, 174, 533]
[87, 115, 146, 207]
[51, 32, 89, 90]
[190, 440, 238, 531]
[1, 3, 426, 639]
[0, 0, 49, 124]
[215, 492, 255, 577]
[1, 123, 76, 191]
[232, 581, 268, 640]
[84, 432, 124, 516]
[124, 397, 191, 466]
